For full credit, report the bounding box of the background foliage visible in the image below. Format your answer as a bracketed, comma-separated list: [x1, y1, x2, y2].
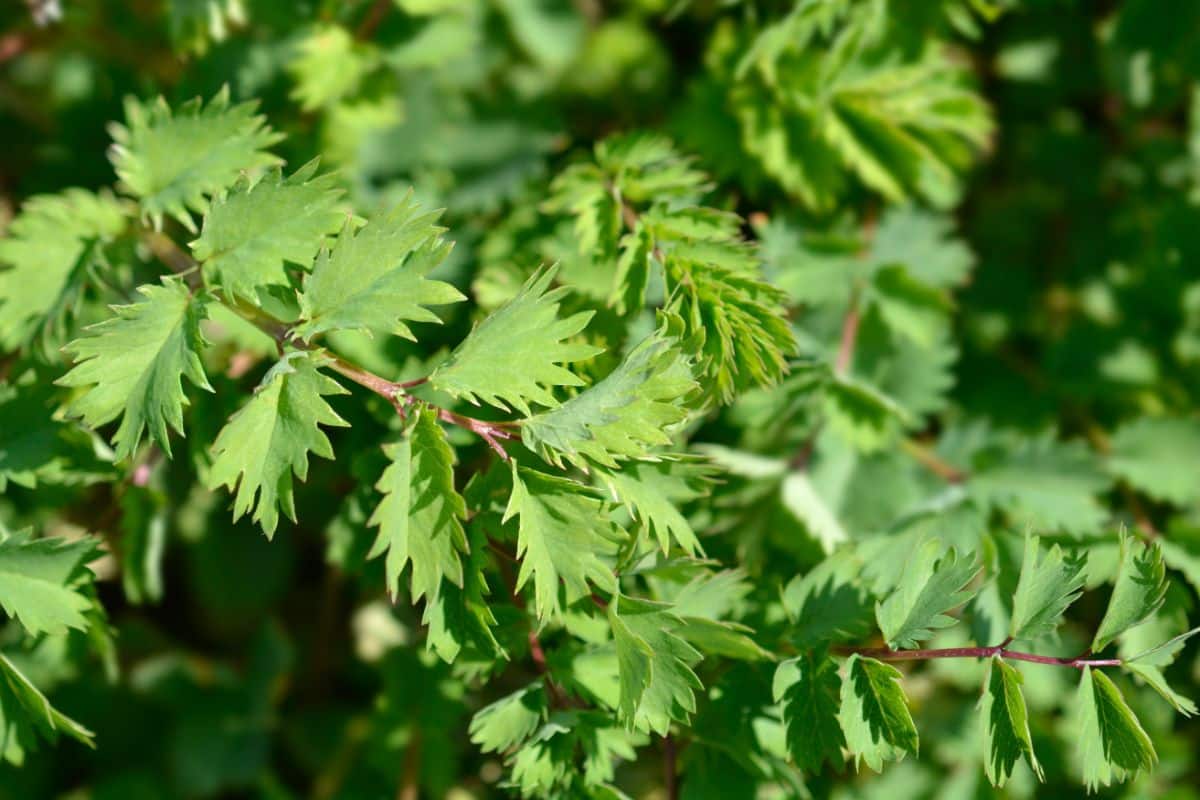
[1, 0, 1199, 798]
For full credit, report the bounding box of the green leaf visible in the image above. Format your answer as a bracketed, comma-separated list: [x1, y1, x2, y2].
[294, 195, 465, 341]
[608, 595, 703, 734]
[1122, 625, 1200, 716]
[522, 332, 696, 469]
[191, 161, 346, 302]
[1009, 534, 1087, 642]
[430, 266, 601, 414]
[838, 654, 919, 772]
[503, 465, 623, 620]
[666, 257, 796, 403]
[780, 470, 849, 554]
[58, 277, 211, 460]
[110, 87, 283, 231]
[823, 374, 910, 452]
[598, 456, 714, 556]
[287, 25, 377, 111]
[0, 189, 127, 350]
[876, 541, 979, 650]
[423, 521, 505, 664]
[782, 552, 875, 646]
[0, 653, 94, 763]
[469, 683, 546, 754]
[970, 434, 1112, 536]
[0, 531, 97, 636]
[979, 657, 1041, 787]
[1092, 533, 1167, 652]
[367, 405, 468, 603]
[1076, 667, 1156, 791]
[870, 207, 974, 289]
[208, 351, 349, 537]
[774, 651, 846, 772]
[868, 264, 951, 348]
[1107, 417, 1200, 506]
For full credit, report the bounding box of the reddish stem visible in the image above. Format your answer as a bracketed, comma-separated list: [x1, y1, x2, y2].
[834, 298, 861, 375]
[839, 645, 1120, 669]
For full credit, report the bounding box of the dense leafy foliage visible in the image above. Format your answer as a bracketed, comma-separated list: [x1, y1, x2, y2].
[2, 1, 1200, 798]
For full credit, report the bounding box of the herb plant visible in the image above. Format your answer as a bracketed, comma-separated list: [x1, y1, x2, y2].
[2, 1, 1199, 798]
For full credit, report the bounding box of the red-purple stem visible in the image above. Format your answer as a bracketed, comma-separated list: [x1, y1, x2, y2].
[839, 644, 1121, 669]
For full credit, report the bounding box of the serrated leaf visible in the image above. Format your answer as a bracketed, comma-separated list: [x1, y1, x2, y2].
[774, 651, 846, 772]
[970, 434, 1112, 536]
[503, 466, 622, 620]
[522, 332, 696, 469]
[367, 405, 467, 603]
[58, 278, 211, 460]
[0, 531, 97, 636]
[0, 653, 94, 763]
[0, 189, 127, 351]
[782, 552, 875, 646]
[823, 374, 910, 452]
[207, 351, 349, 537]
[424, 521, 504, 664]
[868, 264, 951, 348]
[431, 266, 601, 414]
[979, 657, 1041, 787]
[608, 595, 703, 735]
[288, 25, 377, 111]
[294, 195, 464, 341]
[192, 160, 346, 302]
[1107, 417, 1200, 506]
[870, 206, 974, 289]
[1009, 534, 1087, 642]
[469, 683, 546, 754]
[109, 87, 283, 230]
[876, 541, 979, 650]
[1076, 667, 1156, 791]
[1092, 534, 1167, 653]
[667, 257, 796, 403]
[598, 456, 714, 556]
[838, 654, 919, 772]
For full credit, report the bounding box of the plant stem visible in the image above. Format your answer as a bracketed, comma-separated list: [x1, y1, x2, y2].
[834, 292, 861, 375]
[837, 644, 1121, 669]
[663, 734, 679, 800]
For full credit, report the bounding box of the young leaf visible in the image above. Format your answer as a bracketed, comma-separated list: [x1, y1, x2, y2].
[598, 456, 714, 556]
[294, 195, 465, 341]
[666, 258, 795, 403]
[503, 466, 623, 620]
[0, 189, 127, 350]
[1092, 534, 1167, 653]
[1009, 535, 1087, 642]
[522, 332, 696, 469]
[367, 405, 468, 603]
[109, 87, 283, 230]
[207, 351, 349, 537]
[0, 653, 94, 761]
[1076, 667, 1156, 790]
[979, 657, 1041, 787]
[773, 650, 846, 773]
[430, 266, 601, 414]
[838, 654, 919, 772]
[0, 531, 97, 636]
[608, 595, 703, 735]
[875, 541, 979, 650]
[192, 161, 346, 302]
[1123, 625, 1200, 716]
[58, 278, 211, 460]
